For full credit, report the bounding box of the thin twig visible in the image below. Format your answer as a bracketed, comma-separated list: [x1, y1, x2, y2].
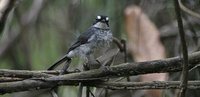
[173, 0, 189, 97]
[0, 0, 47, 58]
[178, 0, 200, 19]
[121, 39, 130, 81]
[50, 90, 58, 97]
[0, 0, 17, 34]
[113, 37, 124, 52]
[78, 83, 83, 97]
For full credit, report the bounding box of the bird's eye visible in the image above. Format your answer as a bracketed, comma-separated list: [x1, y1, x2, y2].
[97, 16, 101, 20]
[106, 17, 109, 21]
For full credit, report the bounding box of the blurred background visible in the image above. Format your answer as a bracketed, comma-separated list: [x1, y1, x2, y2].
[1, 0, 200, 97]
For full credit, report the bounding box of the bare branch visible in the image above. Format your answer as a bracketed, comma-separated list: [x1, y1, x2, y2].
[94, 81, 200, 90]
[174, 0, 189, 97]
[0, 69, 54, 78]
[178, 0, 200, 19]
[1, 80, 200, 94]
[0, 51, 200, 94]
[0, 69, 79, 79]
[0, 77, 22, 82]
[0, 0, 16, 33]
[0, 0, 47, 58]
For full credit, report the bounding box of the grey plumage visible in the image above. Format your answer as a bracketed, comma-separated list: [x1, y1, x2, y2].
[48, 15, 112, 70]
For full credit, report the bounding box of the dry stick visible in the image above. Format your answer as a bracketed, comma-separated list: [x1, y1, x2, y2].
[86, 86, 90, 97]
[84, 64, 90, 97]
[121, 40, 130, 81]
[113, 37, 124, 52]
[178, 0, 200, 19]
[2, 51, 200, 94]
[173, 0, 189, 97]
[78, 83, 83, 97]
[0, 0, 17, 33]
[0, 69, 54, 78]
[0, 69, 77, 78]
[0, 50, 200, 82]
[94, 81, 200, 90]
[121, 39, 133, 97]
[0, 77, 22, 82]
[0, 0, 47, 59]
[2, 80, 200, 94]
[79, 67, 85, 97]
[104, 89, 108, 97]
[50, 90, 58, 97]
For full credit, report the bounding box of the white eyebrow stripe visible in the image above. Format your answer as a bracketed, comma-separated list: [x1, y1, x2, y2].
[106, 17, 109, 20]
[97, 16, 101, 19]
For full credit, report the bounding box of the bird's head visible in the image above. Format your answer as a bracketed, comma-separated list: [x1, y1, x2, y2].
[93, 15, 109, 29]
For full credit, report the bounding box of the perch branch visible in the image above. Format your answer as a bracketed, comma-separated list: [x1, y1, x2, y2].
[0, 69, 54, 78]
[1, 51, 200, 94]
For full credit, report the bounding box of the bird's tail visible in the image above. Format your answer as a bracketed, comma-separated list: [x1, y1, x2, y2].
[48, 54, 71, 97]
[48, 54, 71, 70]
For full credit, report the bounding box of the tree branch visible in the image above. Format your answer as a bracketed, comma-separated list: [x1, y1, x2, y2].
[93, 81, 200, 90]
[0, 0, 47, 58]
[0, 0, 17, 33]
[1, 80, 200, 94]
[174, 0, 189, 97]
[0, 69, 54, 78]
[0, 51, 200, 94]
[178, 0, 200, 19]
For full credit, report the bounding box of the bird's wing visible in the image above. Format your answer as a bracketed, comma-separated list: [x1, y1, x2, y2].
[48, 27, 96, 70]
[47, 54, 70, 70]
[67, 27, 96, 53]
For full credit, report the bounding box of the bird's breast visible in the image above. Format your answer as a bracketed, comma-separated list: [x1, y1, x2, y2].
[94, 29, 112, 48]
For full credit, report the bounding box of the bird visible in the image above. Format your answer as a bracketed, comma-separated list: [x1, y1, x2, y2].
[48, 15, 113, 72]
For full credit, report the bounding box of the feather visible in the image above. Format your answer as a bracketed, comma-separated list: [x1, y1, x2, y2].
[67, 27, 96, 53]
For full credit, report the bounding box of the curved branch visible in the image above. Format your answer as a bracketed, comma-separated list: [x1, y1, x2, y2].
[0, 0, 16, 33]
[178, 0, 200, 19]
